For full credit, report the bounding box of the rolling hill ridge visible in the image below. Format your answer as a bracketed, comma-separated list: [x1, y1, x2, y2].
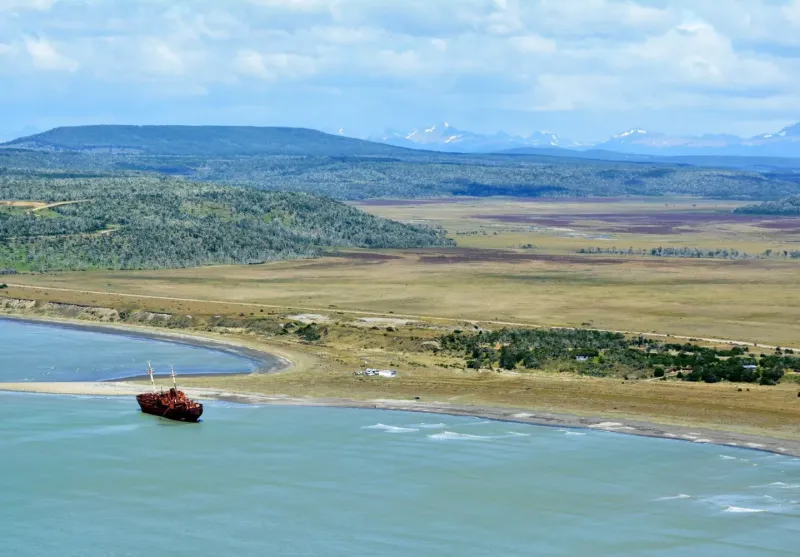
[1, 125, 414, 157]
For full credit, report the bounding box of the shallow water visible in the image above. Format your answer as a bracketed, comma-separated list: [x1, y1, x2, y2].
[1, 394, 799, 556]
[0, 318, 263, 381]
[1, 321, 799, 556]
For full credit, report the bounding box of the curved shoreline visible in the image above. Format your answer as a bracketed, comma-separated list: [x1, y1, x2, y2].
[1, 314, 799, 458]
[2, 380, 799, 458]
[0, 315, 291, 377]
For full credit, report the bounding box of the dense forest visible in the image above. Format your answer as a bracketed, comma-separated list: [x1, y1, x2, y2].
[2, 125, 414, 157]
[576, 246, 800, 260]
[735, 195, 800, 215]
[437, 328, 799, 384]
[3, 127, 799, 200]
[0, 169, 452, 271]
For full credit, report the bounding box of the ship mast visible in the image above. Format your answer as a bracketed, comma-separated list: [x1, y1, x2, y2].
[170, 365, 178, 391]
[147, 361, 156, 393]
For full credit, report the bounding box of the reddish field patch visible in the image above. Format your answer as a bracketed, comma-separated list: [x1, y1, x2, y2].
[334, 251, 403, 262]
[756, 220, 800, 233]
[414, 249, 628, 265]
[472, 212, 800, 235]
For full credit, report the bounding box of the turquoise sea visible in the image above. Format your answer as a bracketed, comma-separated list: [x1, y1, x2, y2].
[1, 321, 799, 556]
[0, 318, 266, 381]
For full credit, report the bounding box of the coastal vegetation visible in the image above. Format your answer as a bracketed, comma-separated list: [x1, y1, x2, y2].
[0, 169, 452, 271]
[3, 294, 800, 443]
[438, 328, 799, 384]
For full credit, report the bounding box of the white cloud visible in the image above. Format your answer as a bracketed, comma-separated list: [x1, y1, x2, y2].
[510, 34, 557, 54]
[529, 74, 623, 112]
[307, 26, 380, 45]
[1, 0, 800, 137]
[141, 40, 185, 75]
[431, 38, 447, 52]
[626, 20, 784, 87]
[0, 0, 57, 12]
[248, 0, 331, 11]
[785, 0, 800, 27]
[234, 49, 316, 81]
[374, 49, 425, 75]
[24, 36, 78, 72]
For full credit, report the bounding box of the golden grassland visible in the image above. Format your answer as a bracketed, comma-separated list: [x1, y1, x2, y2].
[3, 196, 800, 439]
[354, 196, 799, 254]
[5, 246, 800, 346]
[79, 316, 797, 441]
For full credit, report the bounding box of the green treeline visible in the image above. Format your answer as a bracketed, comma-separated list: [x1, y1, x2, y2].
[438, 328, 799, 385]
[0, 170, 453, 271]
[735, 195, 800, 215]
[2, 148, 798, 201]
[576, 246, 800, 259]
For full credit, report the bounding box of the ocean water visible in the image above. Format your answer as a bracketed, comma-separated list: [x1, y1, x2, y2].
[0, 318, 264, 381]
[1, 322, 799, 556]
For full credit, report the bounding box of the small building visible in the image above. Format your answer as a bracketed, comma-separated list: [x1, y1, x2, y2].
[361, 368, 397, 378]
[575, 356, 589, 362]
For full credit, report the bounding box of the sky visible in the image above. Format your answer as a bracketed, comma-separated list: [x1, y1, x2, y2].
[1, 0, 800, 142]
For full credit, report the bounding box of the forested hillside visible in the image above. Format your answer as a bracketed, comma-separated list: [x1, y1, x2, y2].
[0, 169, 452, 271]
[1, 146, 797, 200]
[735, 195, 800, 215]
[1, 126, 411, 157]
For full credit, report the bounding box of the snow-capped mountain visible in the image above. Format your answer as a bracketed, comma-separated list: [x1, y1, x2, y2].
[591, 123, 800, 157]
[369, 122, 577, 153]
[367, 121, 800, 157]
[753, 123, 800, 140]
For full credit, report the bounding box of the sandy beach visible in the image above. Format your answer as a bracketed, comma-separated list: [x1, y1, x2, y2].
[3, 379, 799, 458]
[2, 313, 799, 458]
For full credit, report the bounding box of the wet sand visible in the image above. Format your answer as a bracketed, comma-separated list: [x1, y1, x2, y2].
[2, 314, 799, 458]
[3, 380, 799, 458]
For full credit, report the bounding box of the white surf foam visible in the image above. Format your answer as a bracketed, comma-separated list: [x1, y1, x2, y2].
[723, 506, 766, 513]
[363, 423, 419, 433]
[719, 455, 738, 460]
[410, 422, 447, 429]
[564, 431, 587, 436]
[756, 482, 800, 490]
[656, 494, 691, 501]
[429, 431, 488, 441]
[428, 431, 530, 441]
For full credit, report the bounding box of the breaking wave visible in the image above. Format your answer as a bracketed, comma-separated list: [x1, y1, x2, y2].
[428, 431, 531, 441]
[656, 494, 691, 501]
[410, 422, 447, 429]
[723, 506, 767, 514]
[363, 423, 419, 433]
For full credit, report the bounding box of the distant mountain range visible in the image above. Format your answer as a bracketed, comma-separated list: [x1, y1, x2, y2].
[4, 123, 800, 168]
[368, 122, 582, 153]
[369, 121, 800, 158]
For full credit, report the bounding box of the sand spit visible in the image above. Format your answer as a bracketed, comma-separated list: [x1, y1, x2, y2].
[3, 313, 800, 458]
[2, 381, 799, 458]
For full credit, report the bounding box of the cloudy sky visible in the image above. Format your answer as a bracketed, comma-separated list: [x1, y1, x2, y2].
[1, 0, 799, 142]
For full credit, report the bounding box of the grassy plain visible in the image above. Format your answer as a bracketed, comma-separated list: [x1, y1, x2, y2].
[3, 196, 800, 439]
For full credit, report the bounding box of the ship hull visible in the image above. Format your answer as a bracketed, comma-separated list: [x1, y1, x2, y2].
[136, 396, 203, 423]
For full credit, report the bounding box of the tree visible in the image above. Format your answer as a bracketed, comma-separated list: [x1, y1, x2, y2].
[499, 346, 518, 370]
